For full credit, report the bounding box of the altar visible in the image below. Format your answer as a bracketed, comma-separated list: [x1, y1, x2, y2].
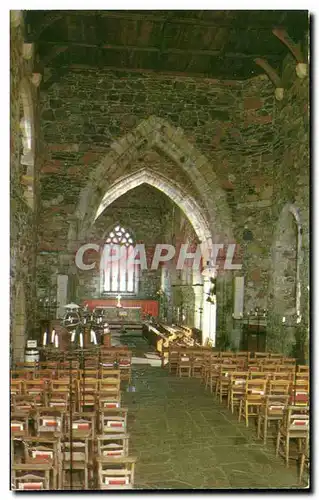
[96, 306, 142, 323]
[82, 298, 159, 319]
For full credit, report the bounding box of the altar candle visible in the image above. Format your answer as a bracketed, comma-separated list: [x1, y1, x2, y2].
[51, 329, 56, 343]
[71, 330, 76, 342]
[90, 329, 94, 342]
[80, 333, 83, 348]
[55, 335, 59, 348]
[83, 318, 87, 325]
[42, 332, 47, 346]
[282, 316, 286, 323]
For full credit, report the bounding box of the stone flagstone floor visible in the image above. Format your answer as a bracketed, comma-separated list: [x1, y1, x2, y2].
[123, 366, 307, 490]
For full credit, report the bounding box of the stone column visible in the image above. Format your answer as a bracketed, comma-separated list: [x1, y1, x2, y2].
[192, 270, 203, 330]
[202, 277, 217, 346]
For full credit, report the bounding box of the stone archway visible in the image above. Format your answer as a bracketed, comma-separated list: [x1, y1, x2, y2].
[70, 115, 234, 249]
[11, 281, 27, 363]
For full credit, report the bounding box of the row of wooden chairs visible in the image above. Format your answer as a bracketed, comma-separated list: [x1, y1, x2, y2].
[11, 371, 122, 413]
[11, 367, 137, 490]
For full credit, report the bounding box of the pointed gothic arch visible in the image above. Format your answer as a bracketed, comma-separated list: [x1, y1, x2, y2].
[94, 169, 212, 244]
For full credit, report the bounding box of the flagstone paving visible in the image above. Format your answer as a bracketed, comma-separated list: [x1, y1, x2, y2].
[123, 366, 308, 490]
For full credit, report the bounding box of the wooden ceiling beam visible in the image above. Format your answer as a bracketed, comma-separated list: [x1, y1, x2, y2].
[38, 40, 281, 60]
[44, 62, 252, 81]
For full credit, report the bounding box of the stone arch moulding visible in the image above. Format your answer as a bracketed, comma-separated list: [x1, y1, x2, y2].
[94, 169, 212, 244]
[271, 202, 303, 319]
[69, 115, 235, 257]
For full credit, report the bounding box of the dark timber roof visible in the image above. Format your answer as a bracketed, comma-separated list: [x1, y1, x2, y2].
[24, 10, 309, 80]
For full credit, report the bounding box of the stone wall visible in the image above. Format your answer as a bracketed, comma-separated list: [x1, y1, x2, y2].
[10, 12, 40, 362]
[267, 53, 309, 357]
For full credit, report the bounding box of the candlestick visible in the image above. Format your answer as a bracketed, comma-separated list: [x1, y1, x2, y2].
[51, 329, 55, 343]
[42, 332, 47, 346]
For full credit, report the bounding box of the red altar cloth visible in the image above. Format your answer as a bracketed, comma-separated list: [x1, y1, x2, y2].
[82, 299, 159, 318]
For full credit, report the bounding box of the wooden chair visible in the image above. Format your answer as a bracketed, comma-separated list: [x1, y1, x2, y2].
[23, 436, 62, 489]
[201, 354, 217, 384]
[190, 353, 206, 378]
[12, 464, 52, 490]
[283, 357, 297, 365]
[100, 351, 117, 369]
[48, 393, 70, 411]
[276, 405, 309, 467]
[66, 412, 96, 440]
[249, 371, 269, 380]
[11, 412, 29, 437]
[277, 364, 295, 374]
[228, 372, 249, 414]
[33, 369, 53, 380]
[262, 364, 278, 373]
[205, 362, 221, 393]
[24, 380, 47, 404]
[100, 369, 121, 381]
[216, 364, 238, 403]
[268, 380, 291, 396]
[117, 352, 132, 384]
[254, 352, 269, 360]
[99, 378, 121, 395]
[238, 379, 267, 427]
[297, 365, 309, 375]
[257, 394, 290, 444]
[269, 353, 284, 360]
[35, 408, 65, 437]
[100, 408, 128, 435]
[11, 379, 24, 396]
[77, 378, 98, 411]
[177, 352, 192, 377]
[79, 368, 99, 379]
[248, 361, 260, 371]
[11, 369, 32, 380]
[97, 434, 129, 458]
[168, 348, 180, 375]
[97, 456, 137, 489]
[272, 372, 294, 382]
[99, 394, 121, 411]
[290, 381, 309, 407]
[61, 438, 89, 490]
[11, 395, 37, 412]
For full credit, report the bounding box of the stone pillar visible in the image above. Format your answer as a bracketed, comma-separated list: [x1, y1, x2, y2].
[192, 270, 203, 330]
[202, 277, 217, 346]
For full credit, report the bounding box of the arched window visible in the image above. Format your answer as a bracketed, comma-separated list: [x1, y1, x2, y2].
[101, 226, 138, 295]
